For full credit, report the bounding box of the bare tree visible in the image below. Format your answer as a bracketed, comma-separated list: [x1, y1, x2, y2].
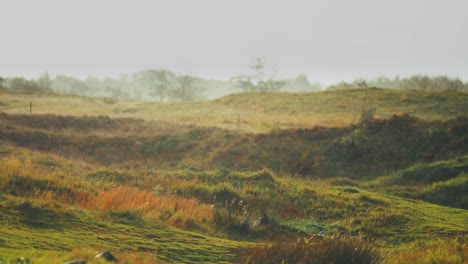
[52, 75, 89, 96]
[404, 75, 431, 90]
[356, 81, 377, 124]
[37, 72, 52, 92]
[169, 75, 203, 101]
[134, 69, 174, 101]
[152, 70, 172, 101]
[232, 56, 285, 92]
[0, 76, 5, 89]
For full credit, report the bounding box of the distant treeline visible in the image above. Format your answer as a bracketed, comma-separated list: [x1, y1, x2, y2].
[0, 70, 206, 101]
[0, 70, 320, 101]
[1, 73, 466, 102]
[327, 75, 468, 92]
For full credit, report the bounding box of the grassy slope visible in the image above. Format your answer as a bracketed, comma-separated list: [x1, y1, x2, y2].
[0, 146, 248, 263]
[0, 110, 466, 179]
[1, 89, 467, 263]
[1, 89, 467, 132]
[0, 205, 244, 263]
[0, 146, 466, 263]
[363, 155, 468, 209]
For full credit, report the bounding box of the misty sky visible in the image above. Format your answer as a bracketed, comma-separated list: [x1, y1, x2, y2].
[1, 0, 467, 83]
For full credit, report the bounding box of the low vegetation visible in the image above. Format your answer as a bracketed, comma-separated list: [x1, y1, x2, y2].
[364, 155, 468, 209]
[0, 88, 467, 263]
[1, 88, 467, 132]
[239, 235, 382, 264]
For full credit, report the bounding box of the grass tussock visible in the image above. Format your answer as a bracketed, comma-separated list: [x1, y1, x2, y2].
[77, 185, 213, 229]
[385, 236, 468, 264]
[365, 156, 468, 209]
[0, 150, 214, 231]
[238, 235, 381, 264]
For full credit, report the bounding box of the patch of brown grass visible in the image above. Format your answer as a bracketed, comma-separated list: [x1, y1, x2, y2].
[76, 186, 213, 229]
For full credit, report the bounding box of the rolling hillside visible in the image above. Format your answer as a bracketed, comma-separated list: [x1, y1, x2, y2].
[1, 88, 466, 132]
[0, 88, 467, 263]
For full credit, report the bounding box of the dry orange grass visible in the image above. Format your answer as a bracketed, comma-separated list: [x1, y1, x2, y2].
[76, 186, 213, 229]
[0, 155, 33, 176]
[239, 235, 381, 264]
[0, 148, 213, 230]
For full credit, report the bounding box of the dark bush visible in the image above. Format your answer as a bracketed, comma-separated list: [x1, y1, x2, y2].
[105, 211, 143, 225]
[400, 165, 461, 184]
[246, 170, 275, 182]
[87, 170, 133, 183]
[213, 205, 251, 234]
[418, 178, 468, 209]
[329, 177, 360, 187]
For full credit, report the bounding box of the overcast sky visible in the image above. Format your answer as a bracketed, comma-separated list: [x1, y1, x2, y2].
[1, 0, 467, 83]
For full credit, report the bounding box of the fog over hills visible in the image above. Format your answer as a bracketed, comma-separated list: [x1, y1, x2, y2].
[1, 1, 468, 84]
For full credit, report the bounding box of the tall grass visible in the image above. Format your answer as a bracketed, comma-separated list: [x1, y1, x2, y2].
[76, 186, 213, 229]
[1, 89, 467, 133]
[238, 235, 381, 264]
[1, 145, 467, 263]
[0, 149, 213, 230]
[385, 236, 467, 264]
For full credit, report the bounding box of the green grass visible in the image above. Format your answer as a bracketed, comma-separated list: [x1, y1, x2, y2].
[1, 145, 467, 262]
[364, 156, 468, 209]
[0, 196, 248, 263]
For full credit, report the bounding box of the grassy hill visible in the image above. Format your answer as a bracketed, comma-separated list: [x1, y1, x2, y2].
[0, 111, 465, 177]
[0, 145, 466, 263]
[0, 88, 467, 263]
[363, 155, 468, 209]
[1, 88, 466, 132]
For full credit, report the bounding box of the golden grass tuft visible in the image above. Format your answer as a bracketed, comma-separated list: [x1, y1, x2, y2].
[77, 186, 213, 229]
[384, 236, 468, 264]
[238, 235, 381, 264]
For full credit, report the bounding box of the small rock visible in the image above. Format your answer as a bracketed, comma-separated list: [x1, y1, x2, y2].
[63, 260, 86, 264]
[15, 257, 30, 264]
[95, 251, 118, 262]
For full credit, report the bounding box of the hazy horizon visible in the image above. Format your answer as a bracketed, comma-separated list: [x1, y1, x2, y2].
[1, 0, 467, 84]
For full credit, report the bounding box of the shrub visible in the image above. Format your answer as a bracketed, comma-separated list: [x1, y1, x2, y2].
[398, 164, 462, 185]
[341, 187, 360, 193]
[329, 177, 360, 187]
[213, 197, 253, 233]
[215, 167, 232, 178]
[339, 129, 368, 148]
[238, 235, 381, 264]
[105, 210, 143, 225]
[418, 175, 468, 209]
[213, 205, 251, 234]
[141, 134, 191, 156]
[87, 170, 133, 184]
[245, 169, 276, 183]
[6, 77, 51, 93]
[76, 186, 213, 229]
[177, 184, 241, 204]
